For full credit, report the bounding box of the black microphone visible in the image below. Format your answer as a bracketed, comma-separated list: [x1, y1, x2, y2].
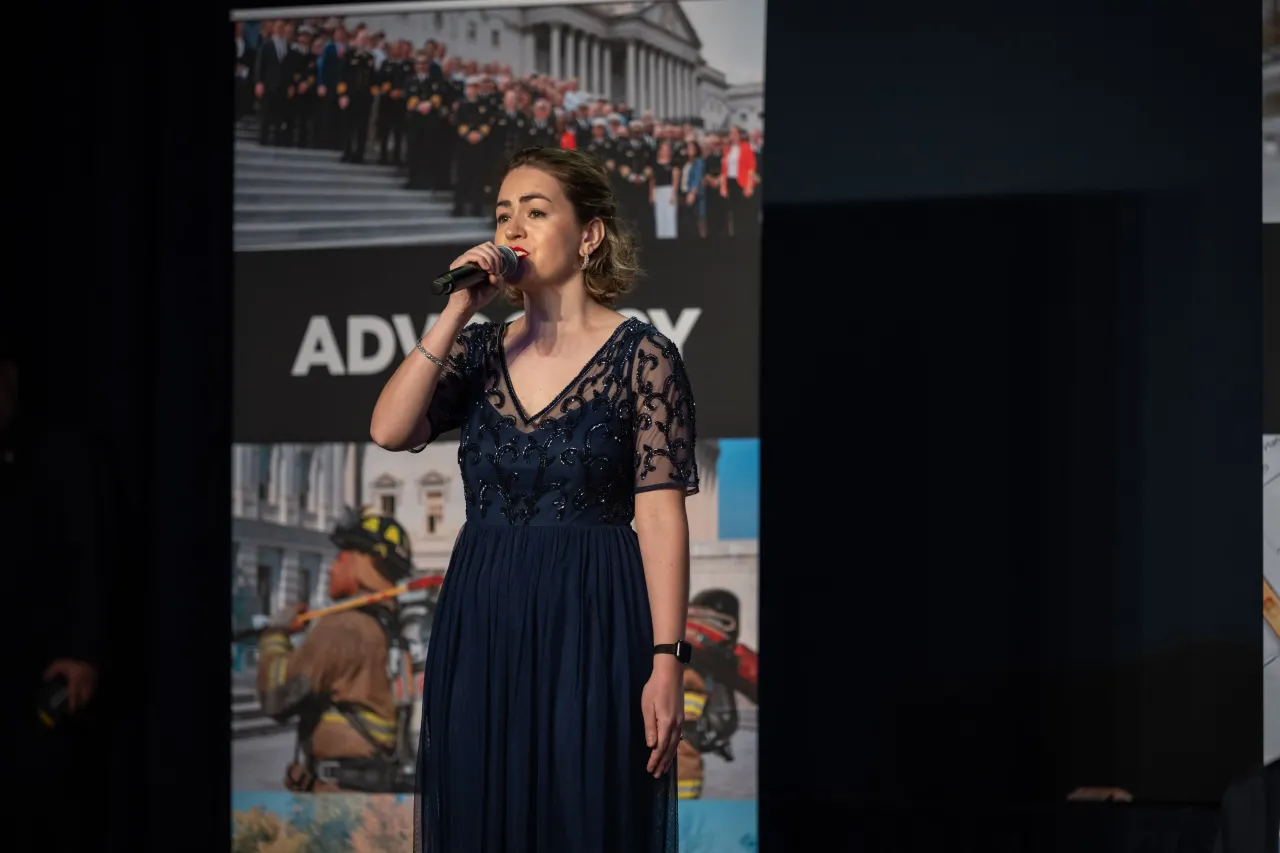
[430, 245, 524, 296]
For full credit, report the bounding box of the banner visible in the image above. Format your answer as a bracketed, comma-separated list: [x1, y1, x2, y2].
[231, 2, 763, 850]
[1266, 436, 1279, 766]
[234, 239, 757, 442]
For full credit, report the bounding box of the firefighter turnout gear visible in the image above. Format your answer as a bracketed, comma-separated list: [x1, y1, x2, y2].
[255, 508, 420, 793]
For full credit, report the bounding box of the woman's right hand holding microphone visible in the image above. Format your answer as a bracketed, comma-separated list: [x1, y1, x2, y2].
[442, 242, 507, 319]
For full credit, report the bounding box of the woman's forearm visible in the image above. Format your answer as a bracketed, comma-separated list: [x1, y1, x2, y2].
[635, 490, 691, 647]
[369, 307, 470, 450]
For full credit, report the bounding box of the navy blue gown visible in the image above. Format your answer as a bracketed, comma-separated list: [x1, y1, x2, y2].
[413, 316, 698, 853]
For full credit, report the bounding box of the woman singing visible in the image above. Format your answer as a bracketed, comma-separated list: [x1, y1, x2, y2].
[370, 146, 697, 853]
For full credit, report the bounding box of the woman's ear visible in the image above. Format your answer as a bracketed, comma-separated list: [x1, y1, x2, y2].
[582, 217, 606, 256]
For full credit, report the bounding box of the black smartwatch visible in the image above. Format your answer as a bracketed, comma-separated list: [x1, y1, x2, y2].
[653, 641, 692, 664]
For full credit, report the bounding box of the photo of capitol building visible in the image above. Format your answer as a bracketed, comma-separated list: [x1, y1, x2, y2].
[231, 438, 758, 651]
[342, 1, 749, 128]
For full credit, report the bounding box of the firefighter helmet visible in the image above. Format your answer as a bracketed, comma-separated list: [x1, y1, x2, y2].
[330, 506, 414, 582]
[688, 589, 740, 645]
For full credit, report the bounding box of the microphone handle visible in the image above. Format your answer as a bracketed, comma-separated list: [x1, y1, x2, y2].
[430, 264, 489, 297]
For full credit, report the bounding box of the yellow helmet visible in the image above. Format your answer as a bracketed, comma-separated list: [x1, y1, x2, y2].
[329, 506, 414, 581]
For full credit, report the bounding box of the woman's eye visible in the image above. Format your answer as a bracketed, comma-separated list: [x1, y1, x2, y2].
[529, 209, 545, 218]
[496, 214, 509, 224]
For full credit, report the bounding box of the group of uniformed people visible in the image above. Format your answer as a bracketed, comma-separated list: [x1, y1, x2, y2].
[235, 18, 764, 233]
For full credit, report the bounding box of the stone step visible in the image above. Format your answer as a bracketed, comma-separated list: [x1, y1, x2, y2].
[236, 214, 487, 237]
[233, 702, 264, 722]
[234, 140, 350, 161]
[235, 226, 493, 252]
[234, 186, 454, 205]
[236, 201, 454, 224]
[236, 155, 402, 179]
[236, 168, 404, 190]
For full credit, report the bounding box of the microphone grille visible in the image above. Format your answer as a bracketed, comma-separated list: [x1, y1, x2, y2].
[497, 245, 523, 280]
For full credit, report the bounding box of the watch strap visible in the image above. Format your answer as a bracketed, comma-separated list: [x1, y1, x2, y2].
[653, 641, 691, 663]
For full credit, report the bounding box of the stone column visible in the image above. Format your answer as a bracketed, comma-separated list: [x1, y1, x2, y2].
[678, 64, 688, 119]
[593, 39, 604, 94]
[664, 55, 673, 118]
[656, 54, 666, 118]
[646, 48, 656, 115]
[603, 45, 614, 101]
[522, 30, 537, 76]
[549, 25, 562, 80]
[625, 40, 636, 108]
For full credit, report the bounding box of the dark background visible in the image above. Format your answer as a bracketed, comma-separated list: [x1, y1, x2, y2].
[1263, 229, 1280, 434]
[234, 237, 758, 442]
[759, 0, 1261, 846]
[11, 0, 1262, 850]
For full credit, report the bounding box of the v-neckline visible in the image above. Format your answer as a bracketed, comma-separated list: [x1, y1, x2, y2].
[498, 317, 634, 425]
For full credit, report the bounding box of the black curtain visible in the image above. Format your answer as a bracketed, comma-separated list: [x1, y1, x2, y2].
[18, 3, 233, 850]
[759, 0, 1260, 847]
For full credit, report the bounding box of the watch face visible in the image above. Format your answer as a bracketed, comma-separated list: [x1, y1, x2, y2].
[676, 641, 692, 663]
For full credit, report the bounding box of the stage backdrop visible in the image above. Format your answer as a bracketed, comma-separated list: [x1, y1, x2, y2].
[1266, 437, 1279, 766]
[230, 2, 764, 851]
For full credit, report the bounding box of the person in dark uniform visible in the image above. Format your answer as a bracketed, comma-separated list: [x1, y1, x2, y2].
[404, 52, 453, 190]
[524, 97, 558, 149]
[337, 32, 377, 164]
[451, 77, 492, 216]
[621, 119, 654, 245]
[375, 41, 411, 165]
[257, 508, 418, 794]
[671, 126, 691, 172]
[585, 118, 621, 198]
[584, 118, 614, 165]
[318, 26, 351, 150]
[233, 21, 255, 122]
[491, 88, 529, 191]
[570, 103, 593, 149]
[286, 27, 318, 149]
[606, 122, 632, 204]
[480, 76, 502, 113]
[253, 20, 292, 146]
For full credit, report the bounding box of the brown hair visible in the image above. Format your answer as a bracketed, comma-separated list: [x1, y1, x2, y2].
[500, 146, 640, 307]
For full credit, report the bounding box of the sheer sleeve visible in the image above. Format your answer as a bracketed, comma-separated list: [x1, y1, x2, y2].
[411, 322, 486, 452]
[632, 328, 699, 495]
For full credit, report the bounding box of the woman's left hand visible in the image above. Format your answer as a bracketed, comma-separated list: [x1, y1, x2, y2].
[641, 657, 684, 778]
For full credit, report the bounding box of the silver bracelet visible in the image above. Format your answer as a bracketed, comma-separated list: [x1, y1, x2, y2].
[416, 339, 446, 369]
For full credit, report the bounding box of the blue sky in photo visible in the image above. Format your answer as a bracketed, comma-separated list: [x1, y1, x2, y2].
[716, 438, 759, 540]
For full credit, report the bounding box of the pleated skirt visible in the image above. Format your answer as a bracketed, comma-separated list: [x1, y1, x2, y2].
[414, 522, 678, 853]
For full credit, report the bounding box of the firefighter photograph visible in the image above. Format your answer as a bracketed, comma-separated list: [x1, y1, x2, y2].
[255, 507, 420, 793]
[679, 589, 755, 801]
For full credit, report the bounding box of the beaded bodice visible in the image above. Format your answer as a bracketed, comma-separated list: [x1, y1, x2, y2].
[415, 317, 699, 526]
